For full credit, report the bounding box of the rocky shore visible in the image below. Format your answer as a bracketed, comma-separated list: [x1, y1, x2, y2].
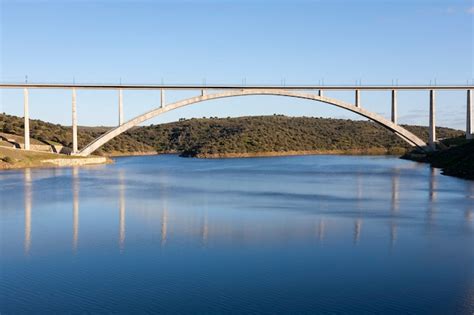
[402, 140, 474, 180]
[191, 147, 407, 159]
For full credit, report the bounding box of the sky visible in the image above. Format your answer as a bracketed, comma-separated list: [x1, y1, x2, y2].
[0, 0, 473, 129]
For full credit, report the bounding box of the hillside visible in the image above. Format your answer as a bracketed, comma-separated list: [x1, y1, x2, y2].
[130, 116, 462, 157]
[0, 113, 154, 155]
[0, 113, 464, 157]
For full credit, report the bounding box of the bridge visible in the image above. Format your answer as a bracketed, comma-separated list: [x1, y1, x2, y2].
[1, 83, 473, 156]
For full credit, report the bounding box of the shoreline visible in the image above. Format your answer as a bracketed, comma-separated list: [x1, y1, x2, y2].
[1, 147, 408, 171]
[106, 151, 159, 157]
[191, 148, 406, 159]
[402, 140, 474, 181]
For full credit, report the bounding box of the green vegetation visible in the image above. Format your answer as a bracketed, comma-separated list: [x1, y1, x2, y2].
[1, 156, 14, 164]
[0, 113, 154, 154]
[0, 113, 464, 157]
[3, 113, 472, 179]
[129, 115, 462, 157]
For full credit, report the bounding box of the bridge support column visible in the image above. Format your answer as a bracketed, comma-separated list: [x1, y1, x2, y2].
[355, 89, 360, 108]
[161, 89, 165, 108]
[201, 89, 206, 96]
[391, 90, 397, 124]
[467, 89, 473, 140]
[72, 88, 78, 154]
[118, 89, 123, 126]
[23, 88, 30, 150]
[318, 90, 323, 97]
[429, 90, 436, 150]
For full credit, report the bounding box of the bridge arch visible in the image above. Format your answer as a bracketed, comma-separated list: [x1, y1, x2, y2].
[77, 89, 427, 156]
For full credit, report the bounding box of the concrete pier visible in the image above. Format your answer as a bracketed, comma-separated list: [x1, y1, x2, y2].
[161, 89, 165, 108]
[429, 90, 436, 150]
[391, 90, 397, 124]
[72, 88, 78, 154]
[23, 88, 30, 150]
[118, 89, 123, 126]
[355, 90, 360, 108]
[318, 90, 323, 97]
[201, 89, 206, 96]
[467, 90, 473, 140]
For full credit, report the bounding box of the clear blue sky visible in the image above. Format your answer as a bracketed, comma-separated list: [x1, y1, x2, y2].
[0, 0, 473, 129]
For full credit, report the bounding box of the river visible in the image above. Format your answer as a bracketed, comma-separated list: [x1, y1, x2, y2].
[1, 155, 473, 313]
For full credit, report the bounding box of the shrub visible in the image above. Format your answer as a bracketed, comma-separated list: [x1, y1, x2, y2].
[2, 156, 14, 164]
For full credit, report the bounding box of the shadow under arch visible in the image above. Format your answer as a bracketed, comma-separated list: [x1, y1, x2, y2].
[78, 89, 427, 156]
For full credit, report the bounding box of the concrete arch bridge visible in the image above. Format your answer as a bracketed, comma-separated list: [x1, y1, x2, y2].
[0, 83, 472, 156]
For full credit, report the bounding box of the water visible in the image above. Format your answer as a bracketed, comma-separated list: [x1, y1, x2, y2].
[1, 155, 473, 313]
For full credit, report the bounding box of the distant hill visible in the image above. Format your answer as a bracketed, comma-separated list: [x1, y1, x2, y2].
[131, 115, 463, 157]
[0, 113, 464, 157]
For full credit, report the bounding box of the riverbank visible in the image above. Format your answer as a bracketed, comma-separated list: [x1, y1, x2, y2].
[106, 151, 158, 157]
[190, 147, 407, 158]
[0, 146, 408, 170]
[402, 140, 474, 180]
[0, 147, 112, 170]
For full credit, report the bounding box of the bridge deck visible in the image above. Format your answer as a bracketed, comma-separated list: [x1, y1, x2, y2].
[0, 83, 473, 90]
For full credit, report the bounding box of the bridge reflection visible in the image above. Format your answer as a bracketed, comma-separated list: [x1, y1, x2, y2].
[72, 167, 79, 253]
[119, 170, 126, 252]
[427, 168, 438, 230]
[21, 167, 473, 255]
[24, 169, 32, 255]
[161, 207, 168, 247]
[466, 184, 474, 224]
[318, 218, 325, 242]
[390, 172, 400, 248]
[353, 174, 363, 245]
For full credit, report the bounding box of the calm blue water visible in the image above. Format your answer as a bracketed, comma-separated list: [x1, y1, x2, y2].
[1, 155, 473, 313]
